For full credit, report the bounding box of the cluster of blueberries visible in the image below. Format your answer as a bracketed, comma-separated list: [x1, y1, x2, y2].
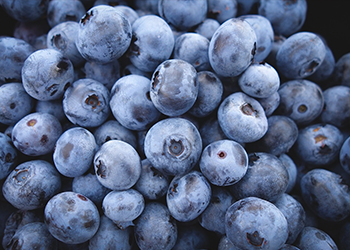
[1, 0, 350, 249]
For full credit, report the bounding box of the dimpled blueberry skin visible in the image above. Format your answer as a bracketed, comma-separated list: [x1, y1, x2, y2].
[276, 32, 326, 79]
[134, 202, 177, 250]
[5, 222, 58, 250]
[47, 21, 85, 67]
[158, 0, 207, 31]
[110, 74, 160, 131]
[1, 0, 48, 22]
[167, 170, 211, 222]
[239, 15, 274, 63]
[0, 132, 17, 180]
[134, 158, 170, 200]
[62, 78, 110, 128]
[225, 197, 289, 250]
[47, 0, 86, 28]
[188, 71, 223, 118]
[2, 160, 61, 211]
[11, 112, 62, 156]
[294, 226, 338, 250]
[75, 5, 132, 64]
[22, 49, 74, 101]
[276, 79, 324, 126]
[198, 186, 236, 235]
[93, 119, 137, 149]
[102, 189, 145, 229]
[127, 15, 174, 73]
[93, 140, 141, 191]
[320, 85, 350, 128]
[218, 92, 268, 143]
[44, 191, 100, 244]
[273, 193, 306, 244]
[53, 127, 97, 178]
[200, 139, 248, 186]
[173, 32, 210, 71]
[0, 82, 35, 126]
[0, 37, 35, 83]
[208, 18, 257, 78]
[144, 118, 202, 176]
[150, 59, 198, 117]
[229, 152, 289, 203]
[89, 215, 134, 250]
[258, 0, 307, 37]
[294, 123, 343, 166]
[238, 62, 280, 99]
[300, 168, 350, 222]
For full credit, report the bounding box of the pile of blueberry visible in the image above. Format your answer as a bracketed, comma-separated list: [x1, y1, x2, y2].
[1, 0, 350, 249]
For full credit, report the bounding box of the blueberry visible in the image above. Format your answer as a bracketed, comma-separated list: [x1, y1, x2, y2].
[276, 79, 324, 126]
[5, 222, 58, 250]
[127, 14, 174, 73]
[47, 0, 86, 28]
[294, 226, 338, 250]
[257, 91, 280, 117]
[258, 0, 307, 36]
[276, 32, 326, 79]
[93, 119, 137, 149]
[273, 193, 306, 244]
[173, 32, 210, 71]
[0, 37, 35, 84]
[150, 59, 198, 117]
[238, 62, 280, 99]
[144, 117, 202, 176]
[134, 158, 170, 200]
[294, 123, 343, 166]
[102, 189, 144, 229]
[35, 99, 66, 123]
[134, 0, 159, 15]
[198, 186, 236, 235]
[93, 139, 141, 191]
[72, 173, 111, 205]
[2, 160, 61, 210]
[122, 63, 151, 79]
[331, 52, 350, 87]
[207, 0, 238, 24]
[188, 71, 223, 118]
[218, 92, 268, 143]
[114, 5, 139, 25]
[208, 18, 257, 77]
[88, 215, 134, 250]
[239, 15, 274, 63]
[225, 197, 289, 250]
[62, 78, 110, 128]
[47, 21, 85, 67]
[194, 18, 220, 40]
[134, 202, 177, 250]
[75, 5, 132, 64]
[199, 139, 248, 186]
[110, 74, 160, 131]
[1, 0, 49, 22]
[11, 112, 62, 156]
[320, 85, 350, 128]
[229, 152, 289, 202]
[166, 170, 211, 222]
[53, 126, 97, 178]
[21, 48, 74, 101]
[0, 132, 17, 180]
[83, 57, 121, 91]
[44, 191, 100, 244]
[279, 153, 298, 193]
[300, 168, 350, 222]
[199, 116, 228, 148]
[158, 0, 207, 31]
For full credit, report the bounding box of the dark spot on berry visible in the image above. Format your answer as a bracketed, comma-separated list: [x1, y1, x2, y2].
[96, 160, 107, 178]
[40, 134, 48, 144]
[14, 169, 29, 182]
[62, 143, 73, 159]
[78, 194, 88, 201]
[81, 10, 93, 25]
[217, 151, 227, 159]
[9, 103, 16, 109]
[52, 34, 66, 50]
[5, 153, 12, 162]
[27, 119, 37, 127]
[57, 60, 69, 72]
[85, 94, 100, 109]
[146, 91, 151, 101]
[246, 231, 265, 247]
[249, 153, 260, 166]
[241, 103, 257, 116]
[168, 139, 184, 156]
[152, 71, 160, 90]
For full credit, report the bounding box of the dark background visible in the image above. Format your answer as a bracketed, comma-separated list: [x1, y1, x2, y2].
[0, 1, 349, 61]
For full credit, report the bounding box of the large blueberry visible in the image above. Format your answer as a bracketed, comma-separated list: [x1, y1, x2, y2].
[44, 191, 100, 244]
[225, 197, 289, 250]
[2, 160, 61, 210]
[294, 226, 338, 250]
[75, 5, 131, 64]
[207, 0, 237, 24]
[1, 0, 49, 22]
[93, 140, 141, 191]
[47, 0, 86, 27]
[199, 139, 248, 186]
[208, 18, 257, 77]
[150, 59, 198, 117]
[144, 118, 202, 176]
